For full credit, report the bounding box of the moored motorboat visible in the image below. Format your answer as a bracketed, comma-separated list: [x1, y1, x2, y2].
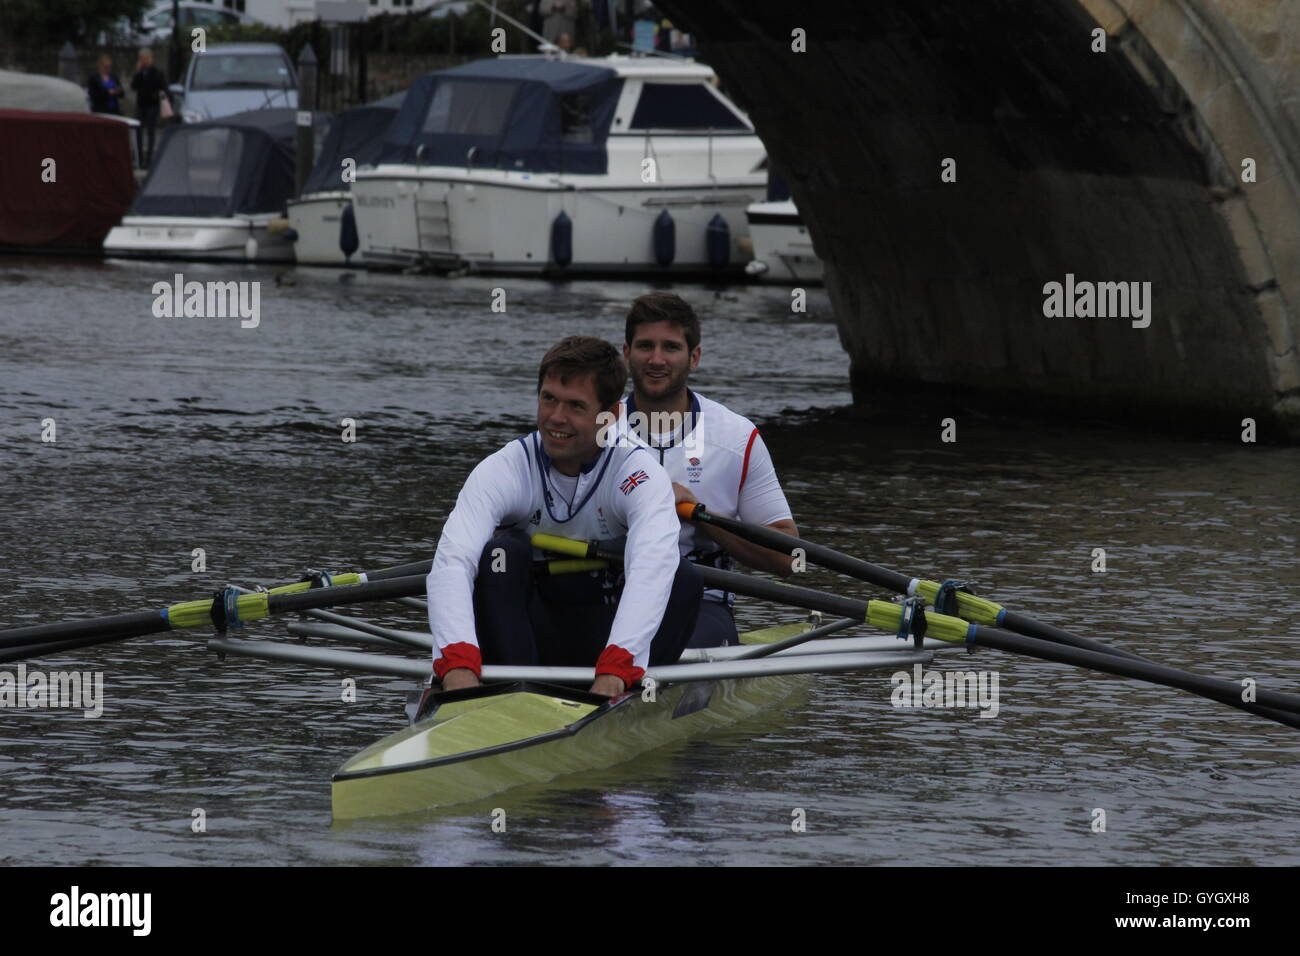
[104, 108, 329, 263]
[351, 54, 767, 276]
[285, 92, 406, 266]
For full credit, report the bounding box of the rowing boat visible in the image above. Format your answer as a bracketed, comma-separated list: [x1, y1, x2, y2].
[330, 621, 911, 820]
[331, 622, 809, 819]
[10, 513, 1296, 825]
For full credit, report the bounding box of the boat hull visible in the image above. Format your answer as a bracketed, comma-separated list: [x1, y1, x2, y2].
[352, 169, 762, 276]
[745, 200, 824, 283]
[103, 215, 294, 263]
[285, 192, 358, 266]
[331, 623, 812, 820]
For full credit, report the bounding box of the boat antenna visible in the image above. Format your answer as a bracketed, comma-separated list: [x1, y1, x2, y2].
[469, 0, 556, 56]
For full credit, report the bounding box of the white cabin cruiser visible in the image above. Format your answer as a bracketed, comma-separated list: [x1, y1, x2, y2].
[351, 55, 767, 276]
[105, 108, 327, 263]
[285, 92, 405, 266]
[744, 199, 824, 284]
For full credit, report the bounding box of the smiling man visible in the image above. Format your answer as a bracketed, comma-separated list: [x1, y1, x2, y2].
[621, 292, 798, 647]
[427, 336, 700, 696]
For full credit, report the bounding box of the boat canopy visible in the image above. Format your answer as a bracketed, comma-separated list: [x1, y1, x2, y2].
[0, 69, 88, 112]
[303, 91, 405, 195]
[0, 109, 133, 248]
[378, 59, 622, 174]
[132, 108, 329, 218]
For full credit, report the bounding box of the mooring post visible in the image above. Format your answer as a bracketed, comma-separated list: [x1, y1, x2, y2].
[295, 43, 318, 198]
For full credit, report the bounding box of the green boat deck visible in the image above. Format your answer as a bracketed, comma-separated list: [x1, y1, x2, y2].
[331, 623, 812, 820]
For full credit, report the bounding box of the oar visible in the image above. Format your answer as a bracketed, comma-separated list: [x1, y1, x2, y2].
[675, 504, 1300, 725]
[731, 617, 860, 660]
[0, 556, 439, 660]
[677, 503, 1131, 658]
[532, 532, 1300, 728]
[0, 571, 436, 664]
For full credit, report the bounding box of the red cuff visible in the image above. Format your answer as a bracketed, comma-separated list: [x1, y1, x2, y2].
[594, 645, 644, 687]
[434, 642, 482, 680]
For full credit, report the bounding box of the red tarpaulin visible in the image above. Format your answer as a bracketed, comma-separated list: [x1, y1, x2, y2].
[0, 109, 135, 249]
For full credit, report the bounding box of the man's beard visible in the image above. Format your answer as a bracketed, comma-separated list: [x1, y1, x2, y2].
[635, 366, 689, 403]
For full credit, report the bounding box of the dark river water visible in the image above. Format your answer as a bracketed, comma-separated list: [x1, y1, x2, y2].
[1, 255, 1297, 866]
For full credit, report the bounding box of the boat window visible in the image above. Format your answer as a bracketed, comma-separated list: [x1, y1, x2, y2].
[560, 92, 594, 143]
[421, 80, 515, 136]
[629, 83, 747, 130]
[143, 128, 244, 198]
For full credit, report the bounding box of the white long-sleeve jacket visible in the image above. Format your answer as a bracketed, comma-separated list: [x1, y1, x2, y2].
[427, 431, 680, 685]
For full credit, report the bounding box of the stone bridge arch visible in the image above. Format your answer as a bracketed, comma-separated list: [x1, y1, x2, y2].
[657, 0, 1300, 437]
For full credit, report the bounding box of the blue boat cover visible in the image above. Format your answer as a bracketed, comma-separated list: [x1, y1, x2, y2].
[303, 92, 405, 195]
[377, 59, 622, 174]
[132, 107, 330, 217]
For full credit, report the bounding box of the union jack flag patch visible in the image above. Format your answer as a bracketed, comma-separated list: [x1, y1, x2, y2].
[620, 470, 649, 495]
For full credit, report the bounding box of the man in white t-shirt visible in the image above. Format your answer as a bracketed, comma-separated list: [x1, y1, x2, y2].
[619, 292, 799, 647]
[427, 336, 701, 696]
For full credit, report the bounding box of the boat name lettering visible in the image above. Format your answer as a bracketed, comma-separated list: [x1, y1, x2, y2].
[356, 195, 397, 209]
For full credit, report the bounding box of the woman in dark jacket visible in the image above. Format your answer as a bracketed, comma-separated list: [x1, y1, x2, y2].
[87, 54, 125, 115]
[130, 48, 169, 170]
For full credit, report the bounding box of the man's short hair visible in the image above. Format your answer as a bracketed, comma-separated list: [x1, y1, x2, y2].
[624, 292, 701, 352]
[537, 336, 627, 408]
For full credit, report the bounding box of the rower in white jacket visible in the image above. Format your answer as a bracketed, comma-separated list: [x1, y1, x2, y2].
[619, 292, 799, 647]
[427, 336, 701, 697]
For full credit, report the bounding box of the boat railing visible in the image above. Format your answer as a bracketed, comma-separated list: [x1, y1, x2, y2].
[614, 43, 693, 63]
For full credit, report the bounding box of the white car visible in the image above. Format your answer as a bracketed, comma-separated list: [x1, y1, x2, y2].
[169, 43, 298, 124]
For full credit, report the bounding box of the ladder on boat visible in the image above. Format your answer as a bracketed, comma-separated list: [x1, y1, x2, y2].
[414, 197, 453, 257]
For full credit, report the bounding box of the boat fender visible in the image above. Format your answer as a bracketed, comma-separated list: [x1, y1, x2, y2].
[266, 218, 292, 235]
[281, 229, 299, 242]
[653, 209, 675, 267]
[550, 210, 572, 268]
[244, 235, 258, 260]
[705, 213, 730, 268]
[339, 203, 360, 260]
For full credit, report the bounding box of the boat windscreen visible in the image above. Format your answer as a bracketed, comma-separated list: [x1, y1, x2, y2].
[629, 83, 749, 130]
[379, 60, 621, 174]
[421, 80, 515, 136]
[138, 127, 245, 214]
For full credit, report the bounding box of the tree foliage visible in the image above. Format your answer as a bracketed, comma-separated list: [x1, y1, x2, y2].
[0, 0, 154, 46]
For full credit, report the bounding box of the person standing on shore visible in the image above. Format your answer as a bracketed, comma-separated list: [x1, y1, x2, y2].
[87, 55, 125, 115]
[130, 49, 169, 170]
